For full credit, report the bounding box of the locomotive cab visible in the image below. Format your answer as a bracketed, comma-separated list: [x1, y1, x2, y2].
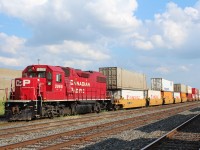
[5, 65, 65, 120]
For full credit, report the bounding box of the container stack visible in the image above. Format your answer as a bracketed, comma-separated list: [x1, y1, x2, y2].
[151, 78, 174, 104]
[186, 86, 192, 101]
[192, 88, 199, 101]
[174, 84, 187, 103]
[99, 67, 147, 108]
[99, 67, 147, 90]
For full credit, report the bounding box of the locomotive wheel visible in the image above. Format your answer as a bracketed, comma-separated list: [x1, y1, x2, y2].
[58, 108, 65, 117]
[48, 111, 54, 119]
[71, 104, 77, 115]
[94, 103, 101, 113]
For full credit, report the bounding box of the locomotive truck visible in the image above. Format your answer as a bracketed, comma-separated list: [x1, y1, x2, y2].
[5, 65, 112, 121]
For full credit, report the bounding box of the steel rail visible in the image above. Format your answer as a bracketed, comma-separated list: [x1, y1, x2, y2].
[0, 103, 198, 149]
[141, 113, 200, 150]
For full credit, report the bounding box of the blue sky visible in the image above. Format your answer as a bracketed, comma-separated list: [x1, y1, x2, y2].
[0, 0, 200, 89]
[136, 0, 198, 19]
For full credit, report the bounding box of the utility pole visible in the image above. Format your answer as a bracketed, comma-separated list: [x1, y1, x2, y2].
[37, 59, 40, 65]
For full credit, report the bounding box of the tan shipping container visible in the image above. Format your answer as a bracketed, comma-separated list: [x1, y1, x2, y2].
[99, 67, 147, 90]
[174, 84, 187, 93]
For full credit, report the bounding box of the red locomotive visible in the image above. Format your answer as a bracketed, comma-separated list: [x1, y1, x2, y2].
[5, 65, 112, 121]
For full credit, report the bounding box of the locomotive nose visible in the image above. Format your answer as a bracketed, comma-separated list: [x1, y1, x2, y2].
[15, 78, 37, 100]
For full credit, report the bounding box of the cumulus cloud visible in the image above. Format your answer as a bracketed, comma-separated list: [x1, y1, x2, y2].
[0, 33, 25, 54]
[44, 40, 110, 61]
[179, 65, 189, 72]
[155, 67, 170, 74]
[64, 59, 92, 69]
[0, 0, 140, 46]
[139, 1, 200, 54]
[0, 56, 21, 66]
[133, 40, 153, 50]
[0, 0, 200, 85]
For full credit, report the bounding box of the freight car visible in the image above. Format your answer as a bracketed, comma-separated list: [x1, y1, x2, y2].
[5, 65, 113, 121]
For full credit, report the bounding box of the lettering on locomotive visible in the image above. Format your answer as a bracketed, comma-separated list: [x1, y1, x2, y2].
[70, 80, 90, 87]
[16, 79, 30, 86]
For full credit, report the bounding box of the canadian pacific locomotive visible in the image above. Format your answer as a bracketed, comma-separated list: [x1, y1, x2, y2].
[5, 65, 112, 121]
[4, 65, 199, 121]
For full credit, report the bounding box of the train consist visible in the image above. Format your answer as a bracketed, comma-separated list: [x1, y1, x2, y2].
[4, 65, 200, 121]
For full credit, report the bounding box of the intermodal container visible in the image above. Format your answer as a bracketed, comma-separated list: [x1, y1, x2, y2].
[174, 92, 181, 103]
[174, 84, 187, 93]
[192, 88, 198, 94]
[187, 93, 193, 101]
[99, 67, 147, 90]
[180, 92, 187, 102]
[161, 91, 174, 104]
[192, 94, 197, 101]
[151, 78, 174, 92]
[186, 86, 192, 94]
[147, 90, 162, 106]
[112, 90, 145, 100]
[148, 90, 161, 99]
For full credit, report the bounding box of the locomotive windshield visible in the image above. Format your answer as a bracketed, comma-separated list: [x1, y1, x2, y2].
[22, 66, 50, 78]
[24, 71, 46, 78]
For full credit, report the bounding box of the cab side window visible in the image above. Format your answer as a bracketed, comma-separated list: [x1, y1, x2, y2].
[56, 74, 62, 82]
[47, 72, 52, 80]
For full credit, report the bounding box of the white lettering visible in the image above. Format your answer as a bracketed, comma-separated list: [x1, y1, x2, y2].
[23, 80, 30, 86]
[70, 80, 91, 87]
[36, 68, 46, 71]
[71, 87, 85, 93]
[16, 80, 22, 86]
[55, 84, 63, 89]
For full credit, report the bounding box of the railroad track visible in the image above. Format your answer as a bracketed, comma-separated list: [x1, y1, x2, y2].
[141, 113, 200, 150]
[0, 102, 197, 139]
[0, 101, 194, 127]
[0, 102, 198, 150]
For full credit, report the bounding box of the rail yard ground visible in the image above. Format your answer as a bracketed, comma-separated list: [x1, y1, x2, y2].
[0, 101, 199, 150]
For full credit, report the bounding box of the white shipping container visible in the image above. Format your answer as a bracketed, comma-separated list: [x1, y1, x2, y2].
[121, 90, 145, 99]
[174, 84, 187, 93]
[147, 90, 161, 99]
[112, 90, 145, 100]
[151, 78, 174, 92]
[174, 92, 181, 99]
[187, 86, 192, 94]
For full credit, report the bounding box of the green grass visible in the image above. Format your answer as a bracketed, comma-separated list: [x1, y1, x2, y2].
[0, 100, 5, 115]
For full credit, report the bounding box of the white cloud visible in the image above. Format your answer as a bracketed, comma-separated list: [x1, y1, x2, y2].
[0, 56, 21, 66]
[0, 33, 25, 54]
[139, 1, 200, 52]
[64, 59, 92, 69]
[0, 0, 140, 46]
[44, 40, 110, 61]
[179, 65, 189, 72]
[151, 35, 165, 47]
[155, 67, 170, 74]
[85, 0, 140, 30]
[133, 40, 153, 50]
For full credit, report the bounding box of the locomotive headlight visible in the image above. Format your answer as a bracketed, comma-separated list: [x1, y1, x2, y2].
[48, 81, 51, 85]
